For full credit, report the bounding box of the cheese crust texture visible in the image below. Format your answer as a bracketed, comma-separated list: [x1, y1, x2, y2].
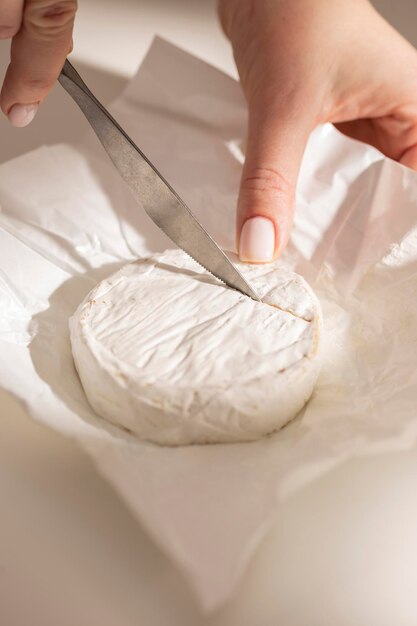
[70, 250, 323, 446]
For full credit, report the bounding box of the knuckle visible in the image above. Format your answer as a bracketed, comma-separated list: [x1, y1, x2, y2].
[241, 167, 291, 198]
[21, 74, 55, 91]
[0, 25, 20, 39]
[25, 1, 77, 38]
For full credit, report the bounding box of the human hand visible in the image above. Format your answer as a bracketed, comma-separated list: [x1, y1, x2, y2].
[218, 0, 417, 262]
[0, 1, 77, 127]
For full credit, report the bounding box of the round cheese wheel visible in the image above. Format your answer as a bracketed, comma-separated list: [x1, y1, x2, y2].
[70, 249, 322, 445]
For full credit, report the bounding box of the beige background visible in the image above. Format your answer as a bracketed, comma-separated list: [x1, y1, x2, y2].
[1, 2, 417, 625]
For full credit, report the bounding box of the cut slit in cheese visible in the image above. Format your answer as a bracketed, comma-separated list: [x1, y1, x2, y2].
[70, 249, 323, 446]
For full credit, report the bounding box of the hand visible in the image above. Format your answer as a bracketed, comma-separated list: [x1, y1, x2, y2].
[218, 0, 417, 262]
[0, 0, 77, 127]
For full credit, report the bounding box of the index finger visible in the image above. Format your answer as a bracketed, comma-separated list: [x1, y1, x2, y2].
[1, 0, 77, 125]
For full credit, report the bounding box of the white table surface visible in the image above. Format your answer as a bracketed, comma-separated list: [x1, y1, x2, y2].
[1, 2, 417, 624]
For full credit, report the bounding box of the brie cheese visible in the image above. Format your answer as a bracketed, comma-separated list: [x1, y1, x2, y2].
[70, 249, 323, 446]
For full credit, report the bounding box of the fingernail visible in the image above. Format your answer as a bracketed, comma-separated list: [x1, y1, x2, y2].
[239, 216, 275, 262]
[8, 103, 39, 128]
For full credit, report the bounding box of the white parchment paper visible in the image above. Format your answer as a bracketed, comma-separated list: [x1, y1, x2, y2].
[2, 38, 417, 610]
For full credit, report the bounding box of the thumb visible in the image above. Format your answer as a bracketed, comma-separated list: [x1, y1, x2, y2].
[1, 0, 77, 126]
[237, 98, 314, 262]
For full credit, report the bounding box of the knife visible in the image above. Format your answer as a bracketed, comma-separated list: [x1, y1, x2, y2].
[58, 60, 260, 302]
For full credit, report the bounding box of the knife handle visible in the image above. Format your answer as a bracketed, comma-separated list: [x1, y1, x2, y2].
[58, 59, 139, 162]
[59, 59, 109, 126]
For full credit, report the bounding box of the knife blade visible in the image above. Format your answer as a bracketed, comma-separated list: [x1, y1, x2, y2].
[58, 60, 260, 302]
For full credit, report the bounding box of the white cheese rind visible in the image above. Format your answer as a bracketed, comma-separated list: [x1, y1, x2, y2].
[70, 249, 322, 445]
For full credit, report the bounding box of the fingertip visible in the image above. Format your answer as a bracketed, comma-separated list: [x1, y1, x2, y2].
[238, 216, 277, 263]
[8, 102, 39, 127]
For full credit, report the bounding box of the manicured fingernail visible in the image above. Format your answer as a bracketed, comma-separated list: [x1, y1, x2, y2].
[239, 216, 275, 262]
[8, 103, 39, 128]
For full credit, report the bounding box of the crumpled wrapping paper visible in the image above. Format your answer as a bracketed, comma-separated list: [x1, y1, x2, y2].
[1, 37, 417, 610]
